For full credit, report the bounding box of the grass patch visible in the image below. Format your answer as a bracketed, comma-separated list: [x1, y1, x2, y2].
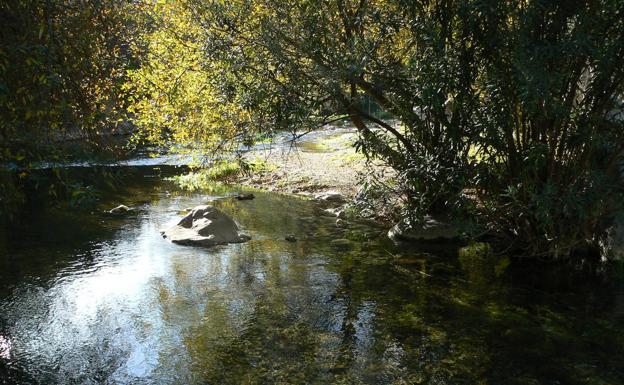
[169, 158, 274, 191]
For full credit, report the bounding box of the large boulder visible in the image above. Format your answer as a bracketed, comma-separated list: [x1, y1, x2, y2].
[388, 216, 459, 243]
[161, 205, 250, 247]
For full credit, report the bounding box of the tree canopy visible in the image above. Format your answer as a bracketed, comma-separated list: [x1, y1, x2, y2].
[1, 0, 136, 156]
[127, 0, 624, 258]
[1, 0, 138, 215]
[2, 0, 623, 258]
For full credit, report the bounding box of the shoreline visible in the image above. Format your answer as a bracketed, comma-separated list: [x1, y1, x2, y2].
[234, 127, 392, 199]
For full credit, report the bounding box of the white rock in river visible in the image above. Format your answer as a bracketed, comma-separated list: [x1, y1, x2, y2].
[161, 205, 250, 247]
[314, 191, 346, 204]
[108, 205, 134, 215]
[388, 216, 458, 242]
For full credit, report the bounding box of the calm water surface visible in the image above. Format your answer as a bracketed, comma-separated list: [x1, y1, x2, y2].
[0, 175, 623, 384]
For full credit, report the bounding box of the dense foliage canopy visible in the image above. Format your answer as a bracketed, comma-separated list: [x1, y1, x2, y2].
[129, 0, 624, 258]
[2, 0, 623, 258]
[1, 0, 136, 155]
[0, 0, 137, 215]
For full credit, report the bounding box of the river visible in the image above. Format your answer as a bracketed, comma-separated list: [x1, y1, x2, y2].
[0, 170, 623, 384]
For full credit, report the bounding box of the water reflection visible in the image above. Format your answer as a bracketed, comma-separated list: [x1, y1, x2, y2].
[0, 182, 623, 384]
[0, 335, 11, 360]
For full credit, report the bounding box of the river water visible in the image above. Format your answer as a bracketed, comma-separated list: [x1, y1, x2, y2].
[0, 172, 623, 384]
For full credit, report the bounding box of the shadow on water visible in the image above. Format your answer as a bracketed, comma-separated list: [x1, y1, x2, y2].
[0, 169, 623, 384]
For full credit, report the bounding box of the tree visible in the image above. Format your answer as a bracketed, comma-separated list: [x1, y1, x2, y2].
[128, 0, 624, 259]
[125, 0, 257, 161]
[0, 0, 137, 216]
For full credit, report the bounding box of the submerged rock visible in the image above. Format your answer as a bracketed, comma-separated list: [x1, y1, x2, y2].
[388, 216, 458, 243]
[324, 207, 347, 219]
[235, 193, 255, 201]
[161, 205, 250, 247]
[330, 238, 352, 250]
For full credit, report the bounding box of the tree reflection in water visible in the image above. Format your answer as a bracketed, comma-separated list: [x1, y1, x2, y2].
[0, 180, 622, 384]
